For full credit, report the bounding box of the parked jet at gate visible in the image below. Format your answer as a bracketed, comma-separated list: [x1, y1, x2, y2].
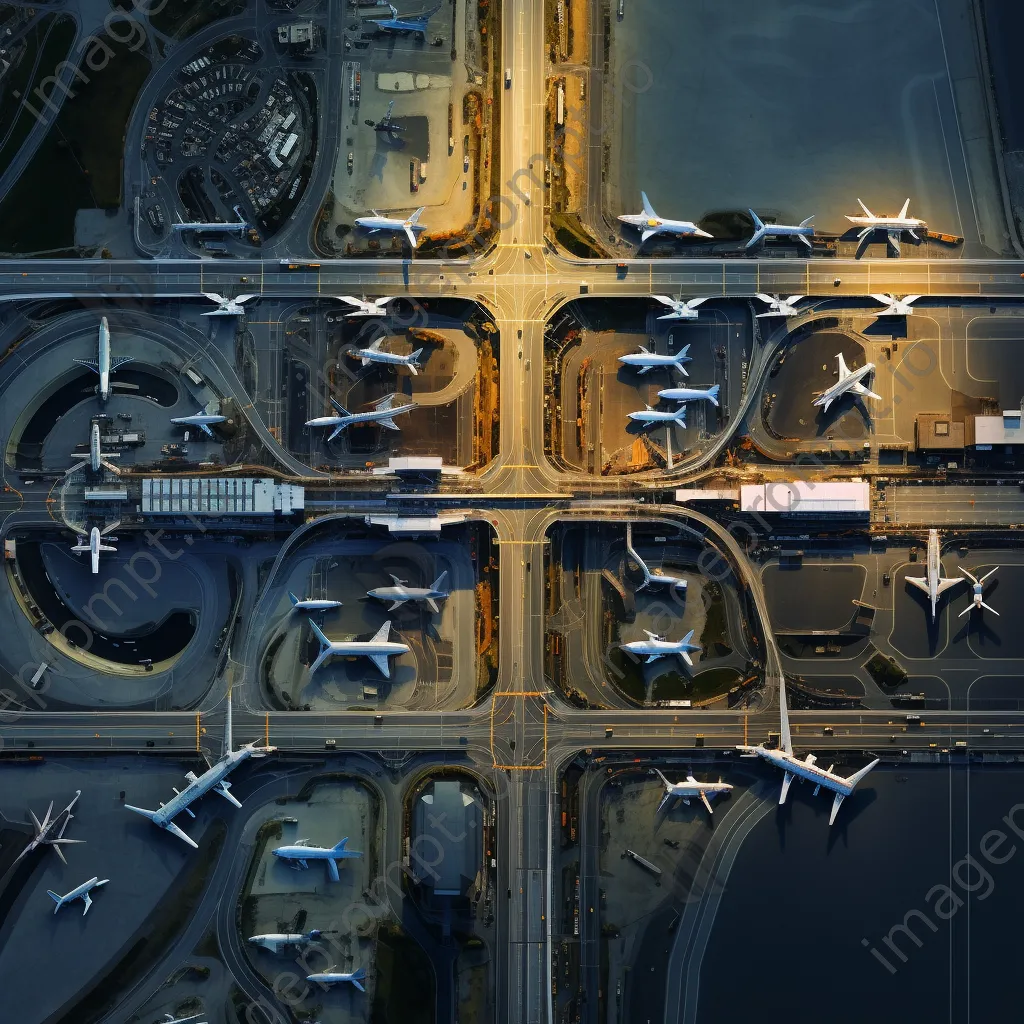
[74, 317, 131, 403]
[654, 770, 733, 814]
[627, 405, 688, 428]
[618, 344, 691, 376]
[738, 679, 879, 825]
[351, 338, 424, 375]
[67, 423, 120, 476]
[308, 619, 409, 677]
[619, 193, 712, 243]
[306, 395, 416, 441]
[364, 99, 406, 139]
[846, 198, 926, 255]
[959, 566, 999, 617]
[249, 929, 323, 953]
[47, 876, 108, 916]
[368, 2, 440, 35]
[337, 295, 396, 317]
[289, 593, 343, 612]
[306, 966, 367, 991]
[812, 352, 880, 413]
[272, 838, 363, 881]
[72, 525, 118, 574]
[171, 411, 227, 437]
[203, 292, 256, 316]
[13, 790, 83, 865]
[755, 294, 804, 318]
[746, 210, 815, 249]
[905, 529, 963, 620]
[657, 384, 720, 408]
[367, 571, 449, 612]
[620, 628, 701, 667]
[355, 207, 426, 247]
[652, 296, 708, 320]
[625, 523, 687, 594]
[871, 294, 920, 317]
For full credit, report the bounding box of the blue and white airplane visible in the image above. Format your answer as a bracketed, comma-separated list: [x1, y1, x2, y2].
[351, 338, 424, 375]
[656, 384, 720, 408]
[627, 405, 688, 428]
[625, 523, 687, 595]
[618, 192, 712, 243]
[289, 593, 343, 612]
[654, 770, 732, 814]
[171, 411, 227, 437]
[249, 929, 323, 953]
[618, 344, 691, 376]
[367, 571, 449, 612]
[273, 838, 363, 881]
[306, 966, 367, 991]
[47, 876, 108, 916]
[74, 317, 131, 403]
[738, 678, 879, 825]
[746, 210, 815, 250]
[368, 2, 440, 35]
[355, 207, 427, 247]
[620, 628, 701, 667]
[159, 1015, 208, 1024]
[67, 422, 120, 476]
[306, 395, 416, 441]
[652, 296, 707, 321]
[308, 619, 409, 677]
[958, 565, 998, 618]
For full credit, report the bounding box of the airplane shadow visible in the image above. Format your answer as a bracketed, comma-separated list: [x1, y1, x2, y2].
[813, 394, 873, 437]
[903, 584, 946, 655]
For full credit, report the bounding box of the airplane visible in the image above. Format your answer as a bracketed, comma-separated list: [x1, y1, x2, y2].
[67, 422, 120, 476]
[620, 628, 701, 667]
[738, 678, 879, 825]
[651, 296, 708, 321]
[653, 769, 733, 814]
[158, 1016, 208, 1024]
[367, 570, 449, 612]
[307, 619, 410, 677]
[13, 790, 84, 865]
[368, 1, 440, 35]
[627, 404, 688, 429]
[306, 966, 367, 991]
[47, 876, 108, 916]
[871, 293, 921, 317]
[846, 198, 926, 255]
[355, 207, 427, 248]
[74, 317, 131, 403]
[958, 566, 999, 617]
[125, 703, 275, 849]
[364, 99, 405, 139]
[812, 352, 880, 413]
[905, 530, 963, 621]
[171, 411, 227, 437]
[272, 837, 363, 881]
[618, 192, 713, 243]
[625, 521, 687, 595]
[755, 294, 804, 318]
[336, 295, 396, 317]
[288, 593, 343, 612]
[618, 343, 691, 376]
[72, 525, 118, 575]
[656, 384, 720, 408]
[745, 210, 814, 249]
[306, 395, 417, 442]
[248, 929, 323, 954]
[202, 292, 256, 316]
[351, 338, 424, 375]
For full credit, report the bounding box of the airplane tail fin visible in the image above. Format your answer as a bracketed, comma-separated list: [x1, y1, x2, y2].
[408, 347, 423, 369]
[331, 838, 350, 853]
[745, 209, 766, 248]
[799, 214, 815, 228]
[289, 592, 300, 606]
[330, 398, 349, 416]
[898, 198, 911, 219]
[409, 206, 425, 225]
[47, 890, 63, 908]
[857, 198, 874, 218]
[351, 967, 367, 991]
[705, 384, 720, 407]
[431, 570, 449, 595]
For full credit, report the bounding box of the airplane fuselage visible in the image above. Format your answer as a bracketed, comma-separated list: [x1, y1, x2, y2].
[657, 386, 719, 405]
[813, 363, 876, 409]
[354, 347, 418, 368]
[617, 213, 712, 239]
[627, 408, 686, 424]
[619, 352, 690, 370]
[620, 637, 698, 664]
[291, 598, 343, 611]
[97, 318, 111, 400]
[847, 215, 926, 232]
[366, 585, 446, 607]
[738, 746, 860, 798]
[314, 638, 410, 664]
[306, 403, 416, 433]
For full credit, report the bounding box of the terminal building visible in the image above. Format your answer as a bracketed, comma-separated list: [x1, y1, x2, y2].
[739, 480, 870, 518]
[409, 779, 483, 899]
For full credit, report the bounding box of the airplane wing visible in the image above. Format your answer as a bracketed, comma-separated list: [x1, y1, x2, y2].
[377, 417, 401, 431]
[328, 424, 346, 442]
[296, 858, 308, 870]
[204, 292, 226, 305]
[644, 654, 662, 664]
[778, 771, 794, 805]
[81, 892, 93, 915]
[375, 395, 395, 411]
[680, 649, 693, 667]
[857, 198, 874, 218]
[387, 600, 403, 610]
[337, 295, 364, 307]
[426, 598, 440, 613]
[905, 575, 930, 594]
[370, 654, 392, 677]
[836, 352, 850, 378]
[699, 791, 714, 814]
[352, 978, 366, 993]
[405, 225, 418, 248]
[73, 358, 100, 373]
[779, 678, 794, 756]
[849, 382, 881, 401]
[327, 858, 340, 883]
[640, 228, 658, 243]
[936, 576, 963, 595]
[372, 621, 392, 643]
[656, 792, 674, 813]
[636, 364, 652, 375]
[214, 780, 243, 809]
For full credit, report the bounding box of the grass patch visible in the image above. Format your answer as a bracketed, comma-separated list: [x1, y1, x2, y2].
[866, 651, 908, 688]
[150, 0, 247, 39]
[372, 923, 435, 1024]
[551, 211, 606, 258]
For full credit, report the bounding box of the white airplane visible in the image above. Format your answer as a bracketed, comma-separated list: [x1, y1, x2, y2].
[351, 338, 424, 375]
[47, 876, 108, 916]
[171, 411, 227, 437]
[308, 619, 409, 677]
[337, 295, 395, 317]
[355, 207, 426, 247]
[755, 294, 804, 318]
[158, 1015, 208, 1024]
[625, 523, 687, 595]
[627, 404, 688, 428]
[306, 966, 367, 991]
[67, 422, 120, 476]
[846, 198, 926, 255]
[74, 317, 130, 403]
[248, 929, 323, 954]
[653, 769, 733, 814]
[618, 343, 691, 376]
[738, 679, 879, 825]
[367, 571, 449, 613]
[657, 384, 720, 408]
[13, 790, 83, 865]
[746, 210, 814, 249]
[306, 395, 416, 442]
[272, 837, 363, 881]
[72, 525, 118, 575]
[618, 192, 713, 243]
[871, 294, 921, 317]
[202, 292, 256, 316]
[813, 352, 880, 413]
[905, 530, 963, 621]
[958, 566, 998, 618]
[620, 628, 701, 667]
[288, 592, 343, 612]
[651, 296, 708, 320]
